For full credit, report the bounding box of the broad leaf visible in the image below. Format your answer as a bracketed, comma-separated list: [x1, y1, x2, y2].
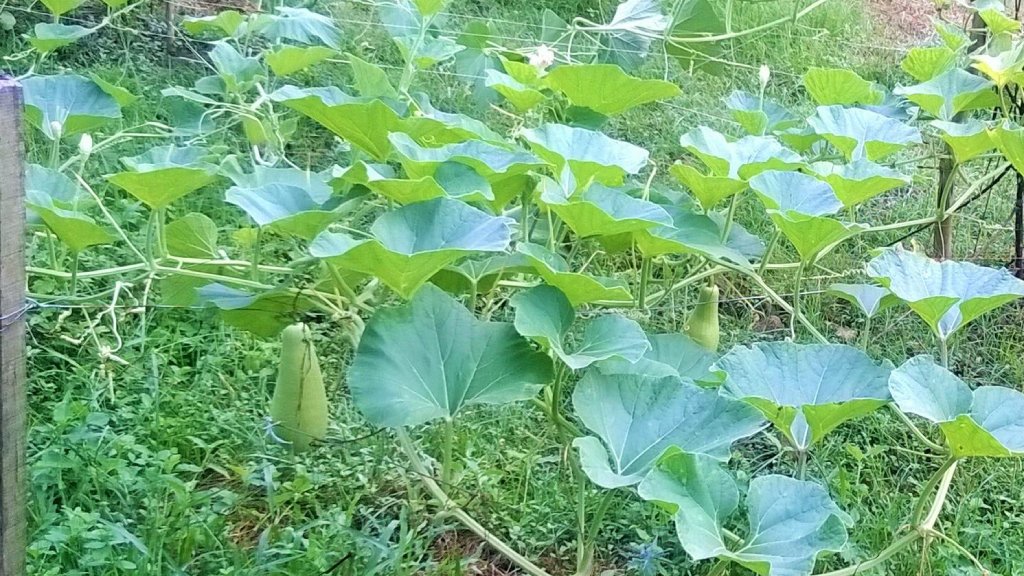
[901, 46, 957, 82]
[517, 243, 633, 306]
[724, 91, 799, 136]
[348, 53, 399, 99]
[639, 455, 853, 575]
[265, 45, 334, 76]
[976, 0, 1020, 35]
[598, 332, 720, 384]
[26, 189, 113, 253]
[803, 67, 883, 106]
[893, 69, 999, 121]
[807, 105, 922, 161]
[165, 213, 218, 258]
[225, 183, 338, 240]
[866, 248, 1024, 340]
[932, 120, 995, 163]
[310, 198, 513, 299]
[29, 23, 91, 53]
[430, 253, 532, 294]
[597, 0, 669, 71]
[679, 127, 803, 179]
[538, 178, 672, 237]
[22, 74, 121, 139]
[257, 7, 343, 49]
[511, 285, 649, 370]
[106, 145, 219, 209]
[890, 355, 1024, 457]
[222, 160, 335, 204]
[209, 41, 264, 93]
[988, 121, 1024, 174]
[635, 204, 764, 267]
[389, 132, 542, 178]
[522, 123, 649, 185]
[667, 0, 725, 72]
[196, 283, 310, 338]
[348, 285, 552, 427]
[39, 0, 83, 16]
[26, 164, 87, 210]
[572, 371, 764, 488]
[182, 11, 246, 37]
[668, 163, 748, 211]
[808, 160, 909, 208]
[89, 75, 139, 108]
[271, 86, 404, 160]
[544, 64, 680, 115]
[971, 40, 1024, 87]
[714, 342, 892, 449]
[828, 283, 898, 318]
[749, 171, 866, 261]
[484, 70, 546, 112]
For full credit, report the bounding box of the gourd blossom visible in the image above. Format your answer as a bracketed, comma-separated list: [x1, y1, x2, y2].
[529, 45, 556, 70]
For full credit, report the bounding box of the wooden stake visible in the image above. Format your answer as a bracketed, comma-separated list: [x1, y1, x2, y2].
[0, 76, 27, 576]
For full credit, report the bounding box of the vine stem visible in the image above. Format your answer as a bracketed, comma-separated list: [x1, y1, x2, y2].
[938, 337, 950, 369]
[395, 428, 554, 576]
[812, 531, 921, 576]
[637, 255, 651, 310]
[890, 406, 947, 454]
[911, 456, 959, 527]
[789, 262, 805, 340]
[757, 230, 781, 276]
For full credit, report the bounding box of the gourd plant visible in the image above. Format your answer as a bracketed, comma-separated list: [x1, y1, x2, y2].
[17, 0, 1024, 574]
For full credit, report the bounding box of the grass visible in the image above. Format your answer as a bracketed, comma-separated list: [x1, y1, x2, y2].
[8, 0, 1024, 574]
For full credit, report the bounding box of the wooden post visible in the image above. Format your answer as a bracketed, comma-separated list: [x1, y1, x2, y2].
[0, 76, 27, 576]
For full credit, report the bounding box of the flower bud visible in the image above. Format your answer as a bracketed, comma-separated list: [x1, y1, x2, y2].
[78, 133, 93, 156]
[528, 44, 555, 70]
[758, 64, 771, 89]
[49, 120, 63, 139]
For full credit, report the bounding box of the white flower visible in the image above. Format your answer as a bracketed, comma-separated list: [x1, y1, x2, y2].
[758, 64, 771, 89]
[78, 133, 93, 156]
[49, 120, 63, 139]
[529, 44, 556, 70]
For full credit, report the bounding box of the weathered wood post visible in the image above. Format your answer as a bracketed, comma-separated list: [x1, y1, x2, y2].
[0, 76, 27, 576]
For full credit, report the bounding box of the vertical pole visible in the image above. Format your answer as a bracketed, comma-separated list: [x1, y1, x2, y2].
[0, 76, 27, 576]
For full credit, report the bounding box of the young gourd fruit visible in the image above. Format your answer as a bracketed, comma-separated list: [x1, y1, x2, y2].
[270, 323, 328, 453]
[684, 284, 720, 351]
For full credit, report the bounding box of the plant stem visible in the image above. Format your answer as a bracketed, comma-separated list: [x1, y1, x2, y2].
[637, 255, 651, 310]
[520, 187, 531, 243]
[394, 429, 554, 576]
[757, 230, 781, 276]
[441, 418, 455, 487]
[921, 459, 958, 530]
[721, 192, 741, 241]
[911, 456, 958, 527]
[251, 227, 263, 282]
[717, 259, 827, 343]
[813, 531, 921, 576]
[796, 449, 807, 480]
[938, 337, 949, 369]
[69, 252, 80, 296]
[859, 314, 872, 351]
[890, 406, 947, 454]
[790, 262, 805, 340]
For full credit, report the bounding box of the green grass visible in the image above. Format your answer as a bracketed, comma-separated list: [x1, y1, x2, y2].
[10, 0, 1024, 574]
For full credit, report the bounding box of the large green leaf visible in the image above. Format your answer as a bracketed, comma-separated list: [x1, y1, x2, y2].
[485, 70, 546, 112]
[808, 160, 909, 208]
[222, 160, 335, 204]
[389, 132, 542, 178]
[511, 285, 649, 370]
[182, 11, 246, 37]
[714, 342, 892, 449]
[348, 285, 552, 427]
[597, 0, 669, 71]
[264, 45, 335, 76]
[332, 162, 450, 204]
[971, 41, 1024, 87]
[572, 371, 764, 488]
[39, 0, 84, 16]
[401, 92, 505, 144]
[310, 198, 513, 299]
[22, 74, 121, 139]
[679, 126, 803, 179]
[208, 41, 264, 93]
[668, 163, 748, 211]
[975, 0, 1020, 35]
[544, 64, 680, 115]
[348, 53, 399, 99]
[598, 332, 720, 384]
[538, 177, 672, 237]
[522, 123, 649, 186]
[639, 460, 852, 575]
[271, 86, 403, 160]
[988, 121, 1024, 174]
[901, 46, 957, 82]
[26, 164, 87, 210]
[516, 243, 633, 306]
[29, 22, 91, 53]
[724, 91, 799, 136]
[256, 7, 343, 49]
[932, 120, 995, 164]
[430, 253, 532, 294]
[890, 355, 1024, 457]
[225, 183, 338, 240]
[893, 69, 999, 121]
[165, 213, 218, 258]
[807, 105, 921, 161]
[803, 67, 884, 106]
[106, 145, 219, 210]
[195, 283, 310, 338]
[748, 171, 866, 262]
[666, 0, 725, 72]
[26, 189, 113, 253]
[866, 248, 1024, 340]
[827, 283, 898, 318]
[635, 204, 764, 267]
